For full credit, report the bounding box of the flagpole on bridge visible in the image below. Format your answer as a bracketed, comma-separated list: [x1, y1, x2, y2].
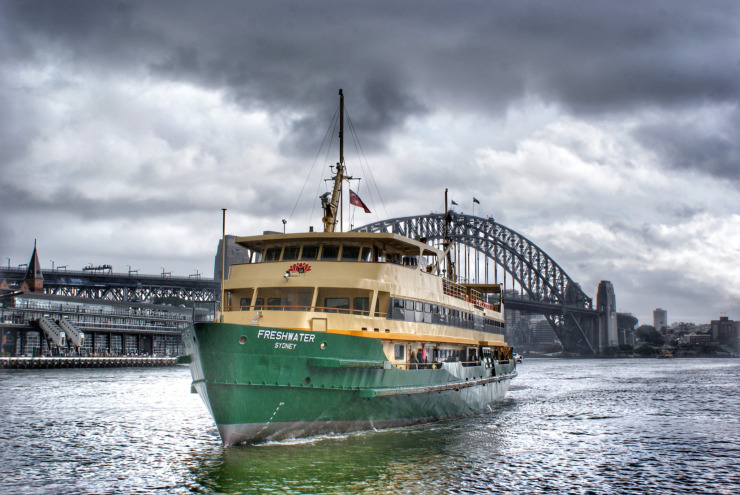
[473, 197, 480, 283]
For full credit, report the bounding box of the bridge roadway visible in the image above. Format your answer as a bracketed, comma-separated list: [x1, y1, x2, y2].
[504, 294, 638, 347]
[0, 267, 219, 302]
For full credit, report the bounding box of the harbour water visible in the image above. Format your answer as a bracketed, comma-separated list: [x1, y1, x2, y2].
[1, 358, 738, 494]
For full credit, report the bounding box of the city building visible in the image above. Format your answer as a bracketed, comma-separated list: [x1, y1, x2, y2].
[504, 302, 560, 354]
[710, 316, 739, 351]
[687, 333, 712, 345]
[214, 234, 251, 282]
[653, 308, 668, 333]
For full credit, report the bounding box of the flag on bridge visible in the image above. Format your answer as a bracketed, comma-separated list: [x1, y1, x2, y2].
[473, 197, 480, 204]
[349, 189, 371, 213]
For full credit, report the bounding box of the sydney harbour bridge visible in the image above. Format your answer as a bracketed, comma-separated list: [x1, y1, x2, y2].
[1, 213, 636, 355]
[354, 212, 637, 355]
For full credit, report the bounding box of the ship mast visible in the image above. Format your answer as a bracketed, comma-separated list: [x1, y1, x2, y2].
[321, 89, 348, 232]
[444, 188, 455, 282]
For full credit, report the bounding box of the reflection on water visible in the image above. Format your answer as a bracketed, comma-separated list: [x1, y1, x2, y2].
[1, 359, 739, 494]
[192, 419, 509, 494]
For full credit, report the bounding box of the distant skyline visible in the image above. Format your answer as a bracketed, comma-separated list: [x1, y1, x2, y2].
[2, 1, 739, 325]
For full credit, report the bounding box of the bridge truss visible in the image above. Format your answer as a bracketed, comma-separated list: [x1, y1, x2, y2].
[0, 268, 219, 303]
[355, 213, 599, 354]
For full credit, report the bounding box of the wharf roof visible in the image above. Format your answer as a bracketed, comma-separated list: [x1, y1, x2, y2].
[2, 291, 205, 315]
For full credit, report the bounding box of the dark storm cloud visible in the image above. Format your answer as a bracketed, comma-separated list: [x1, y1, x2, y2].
[0, 182, 199, 220]
[4, 0, 739, 167]
[635, 112, 740, 182]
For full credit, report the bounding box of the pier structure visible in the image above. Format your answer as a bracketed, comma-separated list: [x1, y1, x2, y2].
[0, 245, 214, 360]
[0, 292, 209, 358]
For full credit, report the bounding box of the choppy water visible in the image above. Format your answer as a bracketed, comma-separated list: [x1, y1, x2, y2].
[1, 358, 738, 494]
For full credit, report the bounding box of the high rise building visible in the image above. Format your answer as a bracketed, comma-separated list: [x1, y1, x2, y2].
[653, 308, 668, 332]
[710, 316, 739, 350]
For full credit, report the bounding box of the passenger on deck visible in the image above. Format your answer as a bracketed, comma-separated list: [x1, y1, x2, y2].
[409, 350, 419, 369]
[417, 347, 427, 368]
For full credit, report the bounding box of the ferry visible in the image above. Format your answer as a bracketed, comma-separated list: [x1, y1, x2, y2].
[184, 90, 517, 445]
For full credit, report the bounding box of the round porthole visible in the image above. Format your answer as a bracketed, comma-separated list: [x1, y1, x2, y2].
[239, 336, 247, 345]
[320, 342, 327, 350]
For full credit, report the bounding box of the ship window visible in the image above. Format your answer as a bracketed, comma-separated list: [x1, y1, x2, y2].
[361, 247, 372, 262]
[239, 298, 251, 311]
[283, 246, 300, 261]
[341, 245, 361, 261]
[264, 247, 281, 262]
[390, 298, 405, 320]
[415, 301, 423, 312]
[285, 288, 313, 311]
[324, 297, 350, 313]
[394, 344, 405, 360]
[423, 304, 432, 323]
[301, 245, 319, 260]
[321, 245, 340, 260]
[259, 288, 313, 311]
[353, 297, 370, 315]
[405, 300, 414, 310]
[254, 298, 264, 310]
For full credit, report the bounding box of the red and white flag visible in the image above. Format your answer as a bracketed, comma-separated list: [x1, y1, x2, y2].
[349, 189, 371, 213]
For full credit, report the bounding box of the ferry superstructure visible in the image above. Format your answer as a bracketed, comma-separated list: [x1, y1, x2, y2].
[185, 90, 516, 445]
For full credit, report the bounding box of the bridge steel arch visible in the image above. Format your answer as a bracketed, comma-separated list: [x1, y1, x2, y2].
[355, 213, 599, 355]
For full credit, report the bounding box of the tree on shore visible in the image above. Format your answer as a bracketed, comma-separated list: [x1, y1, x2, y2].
[635, 325, 665, 346]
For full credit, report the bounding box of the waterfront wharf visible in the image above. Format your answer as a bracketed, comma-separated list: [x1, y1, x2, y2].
[1, 356, 178, 369]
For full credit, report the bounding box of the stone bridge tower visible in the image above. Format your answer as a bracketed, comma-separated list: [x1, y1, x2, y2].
[596, 280, 618, 350]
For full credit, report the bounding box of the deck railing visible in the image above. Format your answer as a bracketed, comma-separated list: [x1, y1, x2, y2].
[442, 280, 498, 312]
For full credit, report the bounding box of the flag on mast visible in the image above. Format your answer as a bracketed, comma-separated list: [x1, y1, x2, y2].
[451, 200, 458, 206]
[349, 189, 371, 213]
[473, 197, 480, 204]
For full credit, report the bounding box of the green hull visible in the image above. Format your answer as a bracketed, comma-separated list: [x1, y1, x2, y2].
[185, 322, 516, 445]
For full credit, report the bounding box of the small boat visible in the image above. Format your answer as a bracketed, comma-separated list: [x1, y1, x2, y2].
[185, 90, 517, 445]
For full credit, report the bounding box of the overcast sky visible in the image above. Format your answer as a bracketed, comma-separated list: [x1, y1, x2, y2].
[1, 0, 739, 325]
